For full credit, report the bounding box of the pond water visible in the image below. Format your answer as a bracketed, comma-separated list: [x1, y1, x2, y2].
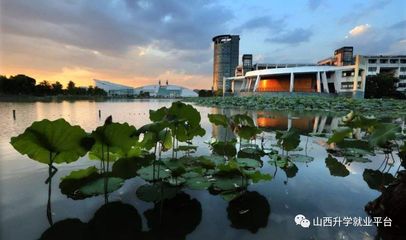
[0, 99, 404, 240]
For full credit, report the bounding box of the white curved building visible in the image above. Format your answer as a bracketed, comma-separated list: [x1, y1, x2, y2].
[94, 79, 198, 97]
[223, 58, 366, 98]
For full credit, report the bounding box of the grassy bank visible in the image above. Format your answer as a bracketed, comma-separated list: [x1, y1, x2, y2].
[186, 96, 406, 116]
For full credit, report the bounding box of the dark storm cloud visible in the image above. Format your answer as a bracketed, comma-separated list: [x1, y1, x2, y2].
[0, 0, 233, 54]
[265, 28, 313, 45]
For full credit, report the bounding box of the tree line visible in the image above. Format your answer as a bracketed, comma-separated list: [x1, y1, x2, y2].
[0, 74, 107, 96]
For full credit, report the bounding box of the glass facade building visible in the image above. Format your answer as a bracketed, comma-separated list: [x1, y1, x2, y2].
[212, 35, 240, 91]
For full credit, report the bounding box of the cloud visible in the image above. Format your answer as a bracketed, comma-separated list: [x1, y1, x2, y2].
[233, 16, 285, 33]
[339, 0, 392, 24]
[0, 0, 235, 89]
[307, 0, 323, 10]
[390, 19, 406, 29]
[347, 24, 371, 37]
[265, 28, 313, 45]
[339, 23, 406, 55]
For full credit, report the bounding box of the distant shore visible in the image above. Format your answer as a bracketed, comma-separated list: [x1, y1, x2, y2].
[0, 94, 108, 102]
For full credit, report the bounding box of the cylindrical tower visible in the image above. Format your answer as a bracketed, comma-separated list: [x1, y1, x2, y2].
[212, 35, 240, 91]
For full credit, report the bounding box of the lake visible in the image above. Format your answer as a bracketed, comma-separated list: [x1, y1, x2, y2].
[0, 99, 403, 240]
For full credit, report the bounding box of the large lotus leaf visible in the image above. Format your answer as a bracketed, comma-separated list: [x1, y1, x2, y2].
[236, 126, 261, 140]
[220, 190, 244, 202]
[363, 169, 395, 191]
[59, 166, 101, 200]
[150, 107, 168, 122]
[212, 141, 237, 157]
[245, 171, 272, 183]
[195, 155, 221, 169]
[140, 132, 158, 150]
[167, 101, 201, 126]
[327, 127, 352, 144]
[369, 123, 400, 147]
[111, 154, 154, 179]
[174, 123, 205, 142]
[90, 122, 138, 160]
[237, 148, 265, 160]
[213, 176, 243, 191]
[10, 119, 90, 164]
[136, 183, 179, 202]
[345, 114, 378, 130]
[158, 129, 172, 150]
[185, 176, 213, 190]
[217, 159, 241, 174]
[232, 114, 255, 127]
[137, 164, 171, 181]
[275, 128, 300, 151]
[208, 114, 229, 127]
[325, 155, 349, 177]
[289, 154, 314, 163]
[236, 158, 263, 169]
[79, 177, 124, 196]
[136, 121, 169, 134]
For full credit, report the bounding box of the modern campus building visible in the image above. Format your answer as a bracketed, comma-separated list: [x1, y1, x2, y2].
[220, 42, 406, 98]
[212, 35, 240, 91]
[94, 79, 198, 97]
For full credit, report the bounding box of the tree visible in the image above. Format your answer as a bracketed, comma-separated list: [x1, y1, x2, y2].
[365, 73, 399, 99]
[35, 80, 52, 96]
[7, 74, 36, 94]
[51, 81, 63, 95]
[67, 81, 76, 95]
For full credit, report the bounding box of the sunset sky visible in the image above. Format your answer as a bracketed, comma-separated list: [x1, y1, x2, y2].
[1, 0, 405, 89]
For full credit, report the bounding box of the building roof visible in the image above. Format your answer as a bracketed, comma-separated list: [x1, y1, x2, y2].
[244, 65, 358, 77]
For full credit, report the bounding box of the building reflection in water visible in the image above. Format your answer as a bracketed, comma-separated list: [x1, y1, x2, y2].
[210, 107, 341, 139]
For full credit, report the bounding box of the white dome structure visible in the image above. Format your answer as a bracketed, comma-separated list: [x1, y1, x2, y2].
[94, 79, 198, 97]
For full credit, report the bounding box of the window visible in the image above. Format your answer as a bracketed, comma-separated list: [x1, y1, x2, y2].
[368, 67, 377, 72]
[368, 59, 377, 64]
[401, 59, 406, 64]
[342, 71, 354, 77]
[380, 59, 388, 64]
[341, 82, 353, 89]
[399, 75, 406, 79]
[390, 59, 399, 64]
[400, 67, 406, 72]
[398, 83, 406, 88]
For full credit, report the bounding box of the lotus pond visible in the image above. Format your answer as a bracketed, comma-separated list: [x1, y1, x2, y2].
[0, 99, 405, 240]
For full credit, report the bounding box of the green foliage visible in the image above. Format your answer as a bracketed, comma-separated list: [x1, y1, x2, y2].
[79, 177, 124, 196]
[275, 128, 300, 152]
[10, 119, 90, 164]
[59, 166, 100, 199]
[327, 127, 352, 144]
[364, 73, 401, 99]
[90, 122, 139, 161]
[368, 123, 400, 147]
[212, 141, 237, 157]
[208, 114, 229, 127]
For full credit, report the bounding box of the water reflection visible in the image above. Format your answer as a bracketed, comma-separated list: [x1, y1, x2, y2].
[40, 192, 202, 240]
[227, 191, 270, 233]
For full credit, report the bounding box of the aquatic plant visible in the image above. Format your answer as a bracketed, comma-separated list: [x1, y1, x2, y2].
[10, 119, 93, 225]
